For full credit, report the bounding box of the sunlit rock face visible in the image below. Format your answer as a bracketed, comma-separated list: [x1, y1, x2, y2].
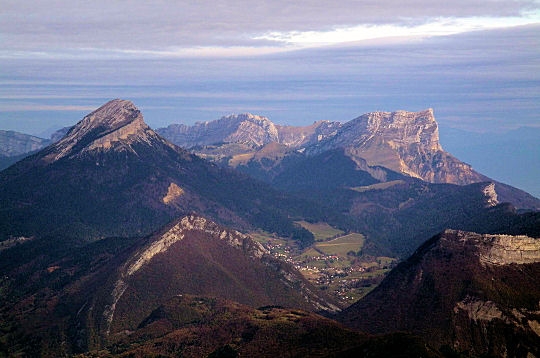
[44, 99, 174, 162]
[308, 109, 487, 185]
[0, 130, 50, 156]
[159, 109, 487, 186]
[157, 113, 341, 149]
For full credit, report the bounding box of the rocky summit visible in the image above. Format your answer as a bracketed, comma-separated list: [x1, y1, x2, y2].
[42, 99, 173, 162]
[157, 113, 340, 149]
[160, 109, 487, 186]
[307, 109, 488, 185]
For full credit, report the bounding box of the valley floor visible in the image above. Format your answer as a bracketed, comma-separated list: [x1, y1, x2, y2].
[251, 222, 397, 303]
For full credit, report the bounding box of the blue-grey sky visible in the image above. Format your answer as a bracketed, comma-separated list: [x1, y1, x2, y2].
[0, 1, 539, 195]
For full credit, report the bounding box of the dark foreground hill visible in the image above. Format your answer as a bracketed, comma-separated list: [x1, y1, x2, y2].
[77, 295, 441, 358]
[0, 214, 340, 356]
[338, 229, 540, 357]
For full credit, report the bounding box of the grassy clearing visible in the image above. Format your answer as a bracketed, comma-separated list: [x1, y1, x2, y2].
[229, 153, 255, 166]
[295, 221, 345, 242]
[315, 233, 365, 256]
[350, 180, 405, 193]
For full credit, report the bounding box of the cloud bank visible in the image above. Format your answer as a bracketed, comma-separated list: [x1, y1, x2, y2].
[1, 0, 539, 57]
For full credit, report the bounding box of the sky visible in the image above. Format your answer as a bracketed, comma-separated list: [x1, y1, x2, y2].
[0, 0, 539, 195]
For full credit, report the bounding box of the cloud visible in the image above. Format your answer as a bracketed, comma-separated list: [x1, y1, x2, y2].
[255, 12, 540, 46]
[1, 0, 539, 58]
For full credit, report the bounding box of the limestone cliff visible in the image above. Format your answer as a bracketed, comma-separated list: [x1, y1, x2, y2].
[157, 113, 340, 150]
[309, 109, 488, 185]
[159, 109, 489, 186]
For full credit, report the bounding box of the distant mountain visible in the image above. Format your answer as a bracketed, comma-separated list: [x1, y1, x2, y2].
[159, 109, 540, 210]
[307, 109, 487, 185]
[159, 109, 483, 185]
[0, 130, 49, 157]
[338, 229, 540, 357]
[0, 214, 339, 356]
[0, 130, 50, 170]
[0, 127, 72, 170]
[157, 113, 340, 149]
[0, 99, 315, 245]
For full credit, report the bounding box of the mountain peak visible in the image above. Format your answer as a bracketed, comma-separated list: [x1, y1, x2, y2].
[84, 99, 140, 128]
[354, 109, 441, 152]
[306, 109, 488, 184]
[220, 112, 267, 122]
[43, 99, 165, 162]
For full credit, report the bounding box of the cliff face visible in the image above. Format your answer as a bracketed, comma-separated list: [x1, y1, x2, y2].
[309, 109, 487, 185]
[159, 109, 488, 186]
[338, 229, 540, 357]
[157, 113, 340, 149]
[157, 113, 278, 148]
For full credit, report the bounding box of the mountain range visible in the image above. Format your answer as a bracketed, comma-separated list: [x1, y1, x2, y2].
[0, 99, 538, 357]
[0, 100, 316, 245]
[156, 109, 539, 210]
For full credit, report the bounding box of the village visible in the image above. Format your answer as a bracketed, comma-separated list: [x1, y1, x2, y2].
[253, 226, 396, 302]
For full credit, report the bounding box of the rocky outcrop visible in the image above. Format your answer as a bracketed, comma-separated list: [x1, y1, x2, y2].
[43, 99, 175, 162]
[436, 229, 540, 266]
[157, 114, 341, 149]
[308, 109, 487, 185]
[338, 229, 540, 357]
[125, 215, 270, 276]
[275, 120, 341, 148]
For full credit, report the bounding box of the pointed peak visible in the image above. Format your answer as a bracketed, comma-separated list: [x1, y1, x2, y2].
[81, 99, 141, 131]
[43, 99, 164, 162]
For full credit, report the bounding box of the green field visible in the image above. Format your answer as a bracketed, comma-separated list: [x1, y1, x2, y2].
[350, 180, 405, 193]
[295, 221, 345, 242]
[315, 233, 365, 256]
[251, 227, 396, 303]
